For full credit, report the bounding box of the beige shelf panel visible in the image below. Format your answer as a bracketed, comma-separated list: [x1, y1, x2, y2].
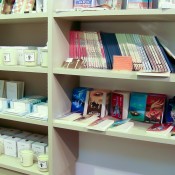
[53, 68, 175, 82]
[0, 66, 48, 73]
[0, 155, 48, 175]
[53, 119, 175, 146]
[0, 113, 48, 126]
[54, 9, 175, 22]
[0, 13, 48, 24]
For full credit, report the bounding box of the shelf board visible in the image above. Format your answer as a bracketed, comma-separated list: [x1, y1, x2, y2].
[0, 113, 48, 126]
[53, 120, 175, 145]
[53, 68, 175, 82]
[0, 66, 48, 73]
[0, 155, 48, 175]
[54, 9, 175, 22]
[0, 13, 48, 24]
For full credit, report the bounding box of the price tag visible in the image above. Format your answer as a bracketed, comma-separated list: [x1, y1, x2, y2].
[3, 53, 11, 62]
[25, 53, 35, 62]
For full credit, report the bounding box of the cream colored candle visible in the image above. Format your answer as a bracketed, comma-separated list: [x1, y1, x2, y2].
[20, 150, 34, 167]
[37, 154, 49, 172]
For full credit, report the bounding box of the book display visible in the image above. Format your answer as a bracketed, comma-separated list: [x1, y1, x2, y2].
[1, 0, 175, 175]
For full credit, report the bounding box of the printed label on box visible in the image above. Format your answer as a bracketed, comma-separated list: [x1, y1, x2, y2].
[25, 53, 35, 62]
[4, 53, 11, 62]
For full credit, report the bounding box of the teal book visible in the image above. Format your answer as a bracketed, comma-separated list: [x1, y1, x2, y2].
[128, 92, 147, 122]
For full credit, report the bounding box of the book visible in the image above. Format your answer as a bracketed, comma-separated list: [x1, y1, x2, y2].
[146, 123, 173, 136]
[73, 0, 96, 8]
[145, 94, 166, 123]
[165, 97, 175, 124]
[86, 116, 115, 131]
[71, 87, 91, 114]
[109, 122, 134, 132]
[60, 113, 82, 122]
[1, 0, 15, 14]
[128, 92, 147, 122]
[127, 0, 149, 9]
[83, 89, 111, 117]
[72, 114, 99, 126]
[111, 91, 130, 119]
[110, 118, 131, 128]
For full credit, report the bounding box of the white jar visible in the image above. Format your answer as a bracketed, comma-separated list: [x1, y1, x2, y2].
[20, 150, 34, 167]
[24, 49, 38, 67]
[40, 49, 48, 67]
[0, 142, 3, 155]
[38, 154, 49, 172]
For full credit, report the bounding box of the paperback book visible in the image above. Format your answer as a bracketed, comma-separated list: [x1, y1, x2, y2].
[71, 87, 91, 114]
[86, 116, 115, 131]
[128, 92, 147, 122]
[111, 91, 130, 119]
[83, 89, 111, 117]
[145, 94, 166, 123]
[146, 123, 173, 136]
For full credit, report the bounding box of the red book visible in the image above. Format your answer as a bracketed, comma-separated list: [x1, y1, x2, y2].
[145, 94, 166, 123]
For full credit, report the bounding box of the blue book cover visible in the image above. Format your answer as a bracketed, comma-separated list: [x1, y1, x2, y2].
[71, 87, 91, 114]
[128, 92, 147, 122]
[165, 97, 175, 123]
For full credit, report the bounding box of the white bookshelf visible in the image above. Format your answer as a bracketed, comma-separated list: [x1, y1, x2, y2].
[0, 113, 48, 126]
[54, 68, 175, 82]
[0, 13, 48, 24]
[0, 155, 48, 175]
[53, 120, 175, 146]
[0, 66, 48, 73]
[1, 1, 175, 175]
[53, 9, 175, 21]
[51, 1, 175, 175]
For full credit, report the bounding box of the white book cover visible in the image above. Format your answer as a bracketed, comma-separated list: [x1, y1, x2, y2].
[86, 118, 114, 132]
[60, 113, 82, 122]
[109, 122, 134, 132]
[73, 114, 99, 126]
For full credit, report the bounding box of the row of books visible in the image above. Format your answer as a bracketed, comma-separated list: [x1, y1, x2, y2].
[63, 31, 175, 73]
[73, 0, 175, 9]
[70, 87, 175, 124]
[0, 0, 47, 14]
[58, 112, 175, 137]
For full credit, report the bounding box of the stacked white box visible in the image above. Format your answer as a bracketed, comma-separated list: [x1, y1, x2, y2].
[4, 136, 21, 157]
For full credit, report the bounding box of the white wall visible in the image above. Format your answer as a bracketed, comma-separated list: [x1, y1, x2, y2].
[76, 132, 174, 175]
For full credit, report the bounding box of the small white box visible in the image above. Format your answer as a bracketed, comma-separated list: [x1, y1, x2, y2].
[36, 0, 43, 12]
[0, 98, 10, 111]
[40, 49, 48, 67]
[0, 48, 3, 65]
[26, 134, 45, 141]
[15, 131, 32, 139]
[32, 141, 47, 160]
[46, 146, 48, 155]
[2, 128, 21, 136]
[0, 135, 9, 154]
[4, 136, 21, 157]
[17, 139, 34, 157]
[40, 136, 48, 144]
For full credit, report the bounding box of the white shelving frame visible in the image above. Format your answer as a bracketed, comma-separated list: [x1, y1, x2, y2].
[1, 1, 175, 175]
